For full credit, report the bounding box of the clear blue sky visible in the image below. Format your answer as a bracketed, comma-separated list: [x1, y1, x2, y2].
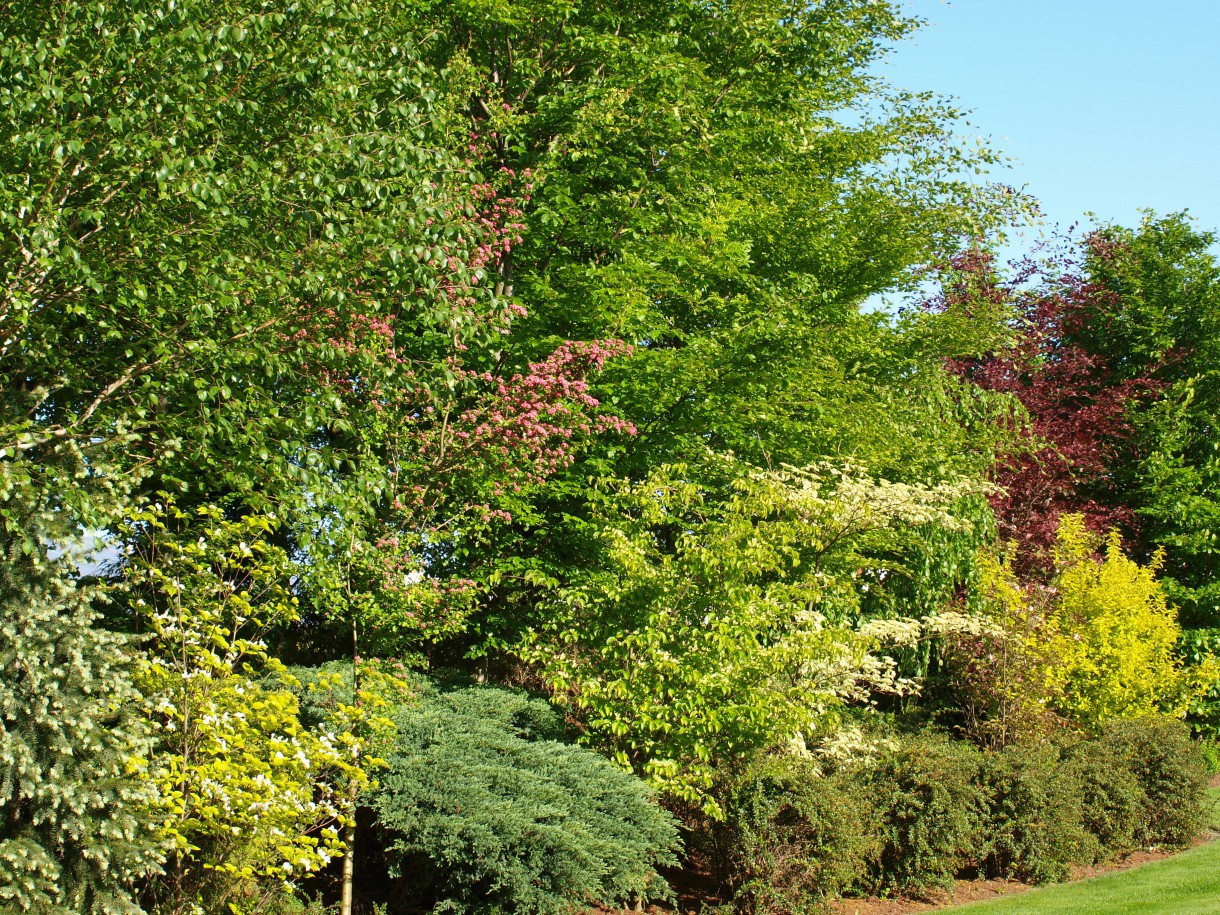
[880, 0, 1220, 251]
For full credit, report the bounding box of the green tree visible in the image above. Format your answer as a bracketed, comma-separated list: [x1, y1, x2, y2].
[1078, 215, 1220, 630]
[925, 217, 1220, 735]
[485, 0, 1026, 472]
[0, 497, 161, 914]
[1019, 215, 1220, 735]
[400, 0, 1030, 663]
[0, 0, 519, 543]
[522, 462, 992, 813]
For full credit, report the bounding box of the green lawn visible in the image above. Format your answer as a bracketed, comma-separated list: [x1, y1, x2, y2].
[946, 789, 1220, 914]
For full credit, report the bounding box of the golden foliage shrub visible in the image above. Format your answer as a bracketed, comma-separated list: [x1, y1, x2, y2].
[1047, 515, 1187, 729]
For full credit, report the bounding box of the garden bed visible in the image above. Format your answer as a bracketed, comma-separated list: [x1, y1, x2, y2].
[600, 783, 1220, 915]
[828, 840, 1214, 914]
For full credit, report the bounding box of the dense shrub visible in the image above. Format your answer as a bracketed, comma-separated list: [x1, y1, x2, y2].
[864, 735, 986, 894]
[371, 683, 680, 914]
[947, 519, 1205, 748]
[1062, 738, 1147, 858]
[727, 758, 878, 914]
[1048, 518, 1191, 729]
[694, 721, 1210, 910]
[1098, 717, 1208, 847]
[977, 743, 1095, 882]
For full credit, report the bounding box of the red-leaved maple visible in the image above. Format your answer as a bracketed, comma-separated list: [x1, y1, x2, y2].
[934, 240, 1157, 571]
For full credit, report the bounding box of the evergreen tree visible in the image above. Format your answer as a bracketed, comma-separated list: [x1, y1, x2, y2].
[371, 681, 680, 914]
[0, 500, 161, 914]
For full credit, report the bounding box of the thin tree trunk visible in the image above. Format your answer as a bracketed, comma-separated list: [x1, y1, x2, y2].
[341, 612, 360, 915]
[340, 817, 356, 915]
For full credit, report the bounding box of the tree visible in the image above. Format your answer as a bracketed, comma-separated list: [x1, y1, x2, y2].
[935, 216, 1220, 609]
[401, 0, 1031, 666]
[0, 0, 524, 542]
[522, 462, 992, 813]
[935, 217, 1220, 731]
[1, 0, 656, 678]
[1074, 215, 1220, 631]
[300, 339, 636, 661]
[458, 0, 1027, 469]
[0, 496, 161, 914]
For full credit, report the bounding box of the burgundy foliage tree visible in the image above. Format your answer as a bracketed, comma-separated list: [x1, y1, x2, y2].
[934, 241, 1157, 571]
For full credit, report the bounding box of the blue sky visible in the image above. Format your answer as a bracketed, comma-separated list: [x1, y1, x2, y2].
[880, 0, 1220, 254]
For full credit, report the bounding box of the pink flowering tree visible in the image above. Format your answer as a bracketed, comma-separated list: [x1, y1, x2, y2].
[306, 338, 636, 657]
[263, 111, 636, 655]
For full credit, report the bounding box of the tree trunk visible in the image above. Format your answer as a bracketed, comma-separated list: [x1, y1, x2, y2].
[340, 817, 356, 915]
[341, 612, 360, 915]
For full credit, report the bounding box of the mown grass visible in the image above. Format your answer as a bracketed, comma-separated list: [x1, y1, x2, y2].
[947, 788, 1220, 914]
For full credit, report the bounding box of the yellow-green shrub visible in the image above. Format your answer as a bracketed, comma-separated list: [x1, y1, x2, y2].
[953, 515, 1204, 742]
[1047, 515, 1186, 729]
[946, 548, 1062, 748]
[128, 506, 372, 915]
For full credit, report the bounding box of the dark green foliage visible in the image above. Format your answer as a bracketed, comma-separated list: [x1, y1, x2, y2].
[699, 726, 1213, 909]
[1062, 738, 1147, 858]
[1098, 717, 1209, 848]
[864, 735, 986, 895]
[0, 505, 161, 913]
[371, 682, 680, 914]
[726, 758, 878, 914]
[1089, 217, 1220, 742]
[261, 895, 330, 915]
[977, 743, 1096, 882]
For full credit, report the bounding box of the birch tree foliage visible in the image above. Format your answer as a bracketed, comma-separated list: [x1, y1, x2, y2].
[0, 0, 516, 535]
